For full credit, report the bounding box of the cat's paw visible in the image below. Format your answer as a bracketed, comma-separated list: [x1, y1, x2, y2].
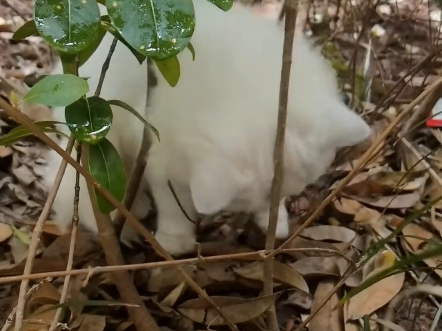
[155, 231, 197, 256]
[254, 202, 290, 239]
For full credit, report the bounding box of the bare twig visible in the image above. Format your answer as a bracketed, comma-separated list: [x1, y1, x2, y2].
[291, 76, 442, 331]
[264, 0, 298, 329]
[0, 247, 352, 284]
[95, 37, 118, 98]
[48, 145, 82, 331]
[114, 127, 150, 238]
[13, 136, 75, 331]
[1, 278, 52, 331]
[82, 145, 160, 331]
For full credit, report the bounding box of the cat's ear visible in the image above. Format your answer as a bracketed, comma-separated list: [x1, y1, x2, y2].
[327, 102, 371, 149]
[190, 157, 237, 214]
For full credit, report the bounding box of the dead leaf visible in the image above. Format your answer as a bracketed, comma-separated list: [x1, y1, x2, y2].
[283, 288, 313, 310]
[300, 225, 356, 243]
[234, 260, 309, 292]
[401, 223, 434, 252]
[12, 164, 36, 185]
[371, 318, 406, 331]
[347, 252, 404, 320]
[0, 222, 13, 242]
[148, 266, 197, 292]
[77, 314, 107, 331]
[178, 295, 275, 326]
[161, 282, 188, 307]
[350, 192, 420, 209]
[0, 146, 12, 158]
[309, 279, 343, 331]
[21, 304, 61, 331]
[27, 282, 61, 315]
[290, 256, 340, 278]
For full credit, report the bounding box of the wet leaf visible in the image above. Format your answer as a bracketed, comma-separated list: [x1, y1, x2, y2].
[309, 279, 343, 331]
[65, 96, 113, 144]
[0, 223, 13, 242]
[234, 260, 309, 293]
[108, 99, 159, 140]
[78, 24, 107, 67]
[154, 56, 181, 87]
[178, 294, 275, 326]
[88, 139, 126, 214]
[34, 0, 100, 53]
[100, 15, 146, 64]
[23, 74, 89, 107]
[12, 20, 38, 40]
[207, 0, 234, 11]
[106, 0, 195, 60]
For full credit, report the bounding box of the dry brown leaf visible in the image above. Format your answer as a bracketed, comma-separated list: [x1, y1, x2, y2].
[283, 288, 313, 310]
[178, 294, 275, 326]
[199, 261, 239, 282]
[309, 279, 343, 331]
[0, 145, 12, 158]
[300, 225, 356, 243]
[161, 282, 188, 307]
[290, 256, 340, 278]
[351, 192, 420, 209]
[371, 317, 406, 331]
[347, 251, 404, 320]
[41, 221, 64, 236]
[334, 198, 364, 216]
[401, 223, 434, 252]
[27, 282, 61, 315]
[0, 222, 13, 242]
[430, 216, 442, 237]
[21, 304, 61, 331]
[234, 260, 309, 292]
[77, 314, 107, 331]
[12, 164, 36, 186]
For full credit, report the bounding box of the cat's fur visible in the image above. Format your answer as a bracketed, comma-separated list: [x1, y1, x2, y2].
[43, 0, 371, 255]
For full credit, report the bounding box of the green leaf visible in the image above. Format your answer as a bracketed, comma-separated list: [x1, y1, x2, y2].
[108, 99, 159, 141]
[187, 42, 195, 61]
[100, 16, 146, 64]
[206, 0, 233, 11]
[11, 224, 31, 245]
[154, 56, 180, 87]
[88, 139, 126, 214]
[79, 24, 108, 67]
[106, 0, 195, 60]
[0, 121, 67, 146]
[23, 74, 89, 107]
[12, 20, 39, 40]
[65, 96, 113, 144]
[34, 0, 101, 53]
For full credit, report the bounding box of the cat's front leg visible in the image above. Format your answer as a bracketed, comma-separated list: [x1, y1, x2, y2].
[253, 198, 290, 239]
[147, 167, 198, 255]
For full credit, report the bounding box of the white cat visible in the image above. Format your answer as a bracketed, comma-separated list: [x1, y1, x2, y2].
[43, 0, 371, 255]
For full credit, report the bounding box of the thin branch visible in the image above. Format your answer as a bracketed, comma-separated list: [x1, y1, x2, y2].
[1, 278, 52, 331]
[48, 145, 82, 331]
[13, 136, 75, 331]
[95, 37, 118, 98]
[264, 0, 298, 330]
[0, 98, 241, 331]
[82, 145, 160, 331]
[291, 76, 442, 331]
[113, 127, 150, 237]
[0, 247, 353, 284]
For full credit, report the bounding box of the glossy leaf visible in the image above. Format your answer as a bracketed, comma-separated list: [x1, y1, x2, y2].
[106, 0, 195, 60]
[65, 96, 113, 144]
[88, 139, 126, 214]
[23, 74, 89, 107]
[12, 20, 38, 40]
[100, 16, 146, 64]
[187, 42, 195, 61]
[34, 0, 100, 53]
[107, 99, 159, 141]
[206, 0, 233, 11]
[154, 56, 180, 87]
[78, 24, 107, 67]
[0, 121, 67, 146]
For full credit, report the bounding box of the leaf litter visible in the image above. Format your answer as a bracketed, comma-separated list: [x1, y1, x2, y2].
[2, 0, 442, 330]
